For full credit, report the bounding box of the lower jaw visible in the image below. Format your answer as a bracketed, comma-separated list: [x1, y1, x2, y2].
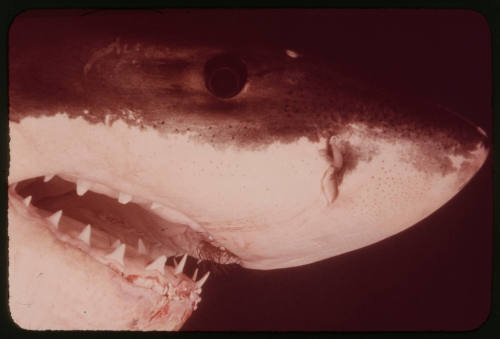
[8, 184, 205, 330]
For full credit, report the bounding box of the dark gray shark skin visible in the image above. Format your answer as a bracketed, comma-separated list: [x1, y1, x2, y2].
[8, 9, 491, 330]
[10, 13, 485, 154]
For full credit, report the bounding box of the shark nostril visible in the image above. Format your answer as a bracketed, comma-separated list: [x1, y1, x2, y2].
[204, 53, 247, 99]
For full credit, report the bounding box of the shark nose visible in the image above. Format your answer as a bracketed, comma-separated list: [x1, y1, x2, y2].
[442, 104, 490, 150]
[474, 124, 490, 151]
[445, 108, 491, 185]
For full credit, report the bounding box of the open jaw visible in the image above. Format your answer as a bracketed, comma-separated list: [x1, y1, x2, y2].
[8, 173, 235, 330]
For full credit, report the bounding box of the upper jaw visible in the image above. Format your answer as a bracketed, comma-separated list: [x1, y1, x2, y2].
[8, 115, 243, 265]
[9, 172, 239, 265]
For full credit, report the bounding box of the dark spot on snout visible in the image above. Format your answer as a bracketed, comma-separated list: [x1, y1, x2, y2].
[204, 53, 247, 99]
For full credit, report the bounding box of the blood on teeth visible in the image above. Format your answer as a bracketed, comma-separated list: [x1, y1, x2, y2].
[16, 179, 210, 307]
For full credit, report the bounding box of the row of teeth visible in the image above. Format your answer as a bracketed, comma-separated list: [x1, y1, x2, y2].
[22, 191, 209, 309]
[40, 174, 226, 261]
[43, 174, 213, 238]
[44, 174, 144, 206]
[41, 174, 229, 255]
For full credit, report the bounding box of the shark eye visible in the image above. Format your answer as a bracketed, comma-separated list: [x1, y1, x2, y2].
[204, 53, 247, 98]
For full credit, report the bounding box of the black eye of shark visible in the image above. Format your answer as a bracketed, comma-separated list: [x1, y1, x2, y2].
[204, 53, 247, 98]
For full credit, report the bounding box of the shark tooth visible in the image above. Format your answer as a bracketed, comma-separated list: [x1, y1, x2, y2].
[150, 202, 162, 210]
[137, 238, 147, 255]
[174, 253, 188, 275]
[173, 258, 178, 266]
[105, 243, 126, 266]
[23, 195, 32, 207]
[76, 180, 91, 196]
[196, 271, 210, 288]
[78, 224, 91, 245]
[111, 239, 121, 249]
[47, 210, 62, 228]
[192, 268, 199, 281]
[118, 192, 132, 204]
[145, 255, 167, 274]
[43, 174, 54, 182]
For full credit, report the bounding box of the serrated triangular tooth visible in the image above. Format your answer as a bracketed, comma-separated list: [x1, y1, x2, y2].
[196, 259, 202, 265]
[118, 192, 132, 204]
[111, 239, 121, 249]
[173, 257, 178, 266]
[196, 271, 210, 288]
[23, 195, 32, 207]
[192, 268, 199, 281]
[145, 255, 166, 274]
[76, 180, 91, 196]
[78, 224, 91, 245]
[47, 210, 62, 228]
[43, 174, 54, 182]
[150, 202, 162, 210]
[174, 253, 188, 275]
[105, 243, 126, 265]
[138, 238, 147, 255]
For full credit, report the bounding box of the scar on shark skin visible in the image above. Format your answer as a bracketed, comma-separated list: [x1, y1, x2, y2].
[321, 136, 344, 205]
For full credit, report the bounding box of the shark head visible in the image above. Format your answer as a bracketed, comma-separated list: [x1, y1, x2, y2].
[8, 10, 490, 330]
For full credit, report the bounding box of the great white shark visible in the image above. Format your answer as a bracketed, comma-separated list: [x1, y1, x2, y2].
[8, 9, 490, 330]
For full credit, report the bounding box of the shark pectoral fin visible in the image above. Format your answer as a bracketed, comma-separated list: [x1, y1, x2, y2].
[321, 166, 338, 206]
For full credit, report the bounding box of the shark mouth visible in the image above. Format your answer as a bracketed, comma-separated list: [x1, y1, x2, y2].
[8, 173, 239, 329]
